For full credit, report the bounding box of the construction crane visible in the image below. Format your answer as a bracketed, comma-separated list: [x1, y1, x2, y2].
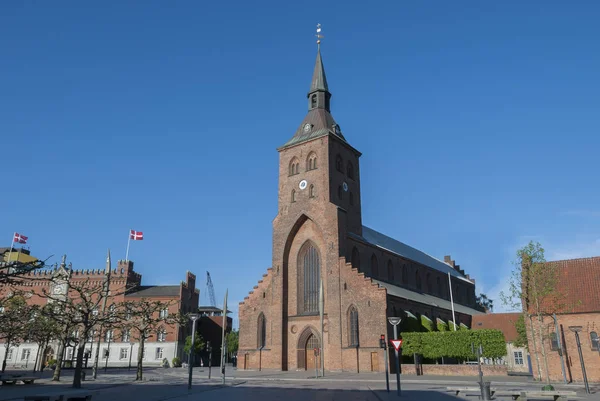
[206, 271, 217, 307]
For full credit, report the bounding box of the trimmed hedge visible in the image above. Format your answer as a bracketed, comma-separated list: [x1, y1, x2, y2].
[400, 329, 506, 359]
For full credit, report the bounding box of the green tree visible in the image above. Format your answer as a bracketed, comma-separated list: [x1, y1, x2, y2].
[183, 334, 206, 355]
[28, 305, 62, 372]
[226, 330, 239, 355]
[476, 293, 494, 312]
[512, 314, 528, 350]
[500, 241, 565, 384]
[0, 295, 31, 372]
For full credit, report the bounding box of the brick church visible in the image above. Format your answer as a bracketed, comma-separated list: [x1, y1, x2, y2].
[238, 45, 483, 372]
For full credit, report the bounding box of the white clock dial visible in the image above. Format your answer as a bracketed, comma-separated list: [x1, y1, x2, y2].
[303, 123, 312, 133]
[342, 182, 348, 192]
[299, 180, 308, 190]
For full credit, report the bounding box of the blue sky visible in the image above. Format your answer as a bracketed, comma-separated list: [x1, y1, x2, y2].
[2, 1, 600, 324]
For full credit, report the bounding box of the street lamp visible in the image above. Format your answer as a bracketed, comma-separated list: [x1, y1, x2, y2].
[568, 326, 590, 394]
[187, 313, 200, 391]
[387, 317, 402, 397]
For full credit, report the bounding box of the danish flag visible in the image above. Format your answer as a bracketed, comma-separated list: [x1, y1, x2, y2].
[130, 230, 144, 241]
[13, 232, 28, 244]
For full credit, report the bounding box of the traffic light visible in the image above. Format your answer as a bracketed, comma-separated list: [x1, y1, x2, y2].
[379, 334, 386, 349]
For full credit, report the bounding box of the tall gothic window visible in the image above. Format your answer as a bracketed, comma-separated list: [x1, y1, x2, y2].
[416, 270, 422, 290]
[289, 158, 300, 176]
[309, 184, 315, 198]
[258, 313, 266, 348]
[335, 155, 343, 172]
[550, 332, 559, 351]
[300, 242, 320, 313]
[436, 276, 442, 296]
[387, 260, 394, 281]
[311, 94, 317, 108]
[307, 153, 317, 171]
[291, 189, 296, 203]
[347, 161, 354, 179]
[402, 265, 408, 284]
[348, 306, 359, 347]
[426, 273, 432, 293]
[351, 247, 360, 269]
[371, 254, 379, 277]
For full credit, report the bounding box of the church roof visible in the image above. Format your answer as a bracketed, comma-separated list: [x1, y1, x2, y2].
[373, 279, 484, 316]
[310, 49, 328, 93]
[280, 108, 345, 149]
[126, 285, 180, 298]
[353, 226, 473, 283]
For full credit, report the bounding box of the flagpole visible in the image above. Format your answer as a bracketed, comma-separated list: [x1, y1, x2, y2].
[6, 233, 15, 265]
[125, 230, 131, 262]
[220, 289, 228, 384]
[448, 272, 457, 331]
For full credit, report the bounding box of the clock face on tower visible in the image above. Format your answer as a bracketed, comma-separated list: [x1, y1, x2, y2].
[299, 180, 308, 190]
[303, 123, 312, 133]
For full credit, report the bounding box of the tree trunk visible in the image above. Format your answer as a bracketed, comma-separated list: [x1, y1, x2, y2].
[33, 343, 42, 373]
[136, 337, 145, 381]
[71, 341, 87, 389]
[528, 314, 542, 381]
[53, 340, 65, 381]
[2, 341, 11, 373]
[537, 313, 551, 384]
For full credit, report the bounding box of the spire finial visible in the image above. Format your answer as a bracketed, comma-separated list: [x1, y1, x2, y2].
[316, 23, 323, 48]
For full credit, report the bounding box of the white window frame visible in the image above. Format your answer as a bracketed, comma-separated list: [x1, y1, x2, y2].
[122, 330, 130, 343]
[6, 348, 14, 360]
[157, 330, 166, 342]
[155, 347, 163, 360]
[119, 348, 128, 360]
[159, 308, 169, 319]
[514, 351, 524, 365]
[105, 330, 113, 342]
[21, 348, 31, 361]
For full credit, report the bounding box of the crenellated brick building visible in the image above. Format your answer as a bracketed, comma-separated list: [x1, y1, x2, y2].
[238, 45, 483, 373]
[0, 252, 199, 370]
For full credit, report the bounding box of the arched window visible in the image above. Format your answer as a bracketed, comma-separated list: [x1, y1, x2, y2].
[416, 270, 422, 290]
[347, 161, 354, 179]
[309, 184, 315, 198]
[257, 313, 266, 348]
[349, 192, 354, 205]
[348, 306, 359, 347]
[550, 332, 559, 351]
[307, 153, 317, 171]
[351, 247, 360, 269]
[338, 186, 343, 200]
[335, 155, 343, 172]
[426, 273, 432, 293]
[387, 260, 394, 281]
[291, 189, 296, 203]
[591, 332, 599, 350]
[289, 158, 300, 176]
[157, 328, 167, 342]
[311, 94, 317, 108]
[402, 265, 408, 284]
[371, 254, 379, 277]
[300, 242, 321, 313]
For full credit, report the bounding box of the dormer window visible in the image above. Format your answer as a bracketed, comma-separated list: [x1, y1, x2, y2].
[311, 94, 317, 109]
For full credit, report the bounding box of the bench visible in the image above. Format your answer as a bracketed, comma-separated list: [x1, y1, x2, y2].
[25, 393, 92, 401]
[1, 376, 38, 385]
[446, 387, 578, 401]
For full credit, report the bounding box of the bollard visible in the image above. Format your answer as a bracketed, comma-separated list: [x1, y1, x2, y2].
[480, 381, 491, 401]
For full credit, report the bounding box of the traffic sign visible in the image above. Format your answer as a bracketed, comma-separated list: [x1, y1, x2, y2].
[390, 339, 403, 351]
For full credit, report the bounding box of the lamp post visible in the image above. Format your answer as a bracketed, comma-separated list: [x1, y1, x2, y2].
[187, 313, 200, 391]
[568, 326, 590, 394]
[128, 342, 134, 371]
[388, 317, 402, 397]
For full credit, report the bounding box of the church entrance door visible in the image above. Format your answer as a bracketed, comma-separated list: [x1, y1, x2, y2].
[305, 334, 320, 371]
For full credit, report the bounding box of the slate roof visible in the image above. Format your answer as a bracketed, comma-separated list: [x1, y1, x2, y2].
[281, 108, 346, 149]
[126, 285, 180, 298]
[472, 313, 520, 342]
[351, 226, 473, 283]
[373, 279, 483, 316]
[310, 49, 328, 93]
[545, 256, 600, 314]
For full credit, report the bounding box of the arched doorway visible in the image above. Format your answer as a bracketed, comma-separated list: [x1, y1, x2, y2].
[305, 334, 320, 371]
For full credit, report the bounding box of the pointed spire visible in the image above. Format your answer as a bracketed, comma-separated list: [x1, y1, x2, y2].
[105, 249, 111, 274]
[310, 49, 329, 93]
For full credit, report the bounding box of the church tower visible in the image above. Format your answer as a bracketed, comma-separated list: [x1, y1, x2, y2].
[268, 31, 364, 371]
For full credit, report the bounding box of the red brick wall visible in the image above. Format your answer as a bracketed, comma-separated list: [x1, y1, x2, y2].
[400, 364, 508, 376]
[526, 312, 600, 383]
